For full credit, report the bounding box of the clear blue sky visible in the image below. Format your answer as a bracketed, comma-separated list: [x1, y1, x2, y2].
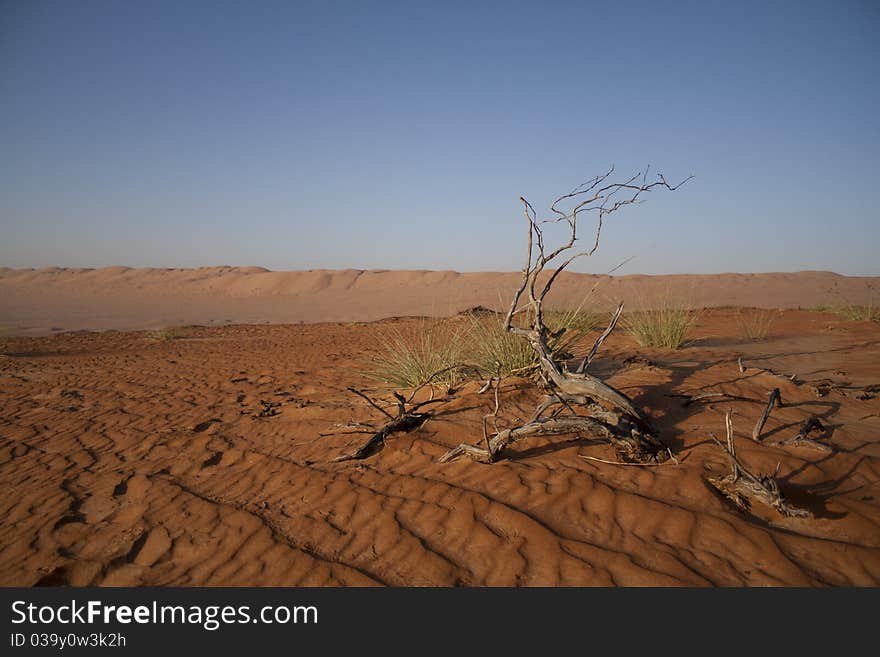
[1, 0, 878, 275]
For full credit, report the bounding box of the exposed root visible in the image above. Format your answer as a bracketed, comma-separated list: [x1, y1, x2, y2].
[331, 389, 448, 462]
[744, 385, 833, 452]
[667, 391, 757, 406]
[580, 454, 680, 467]
[707, 412, 811, 519]
[440, 385, 669, 464]
[774, 417, 833, 452]
[752, 387, 781, 441]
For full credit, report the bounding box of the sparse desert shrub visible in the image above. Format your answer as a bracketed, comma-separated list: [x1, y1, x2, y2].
[625, 301, 697, 349]
[833, 303, 879, 322]
[544, 307, 600, 362]
[813, 302, 879, 322]
[365, 319, 467, 389]
[820, 283, 879, 322]
[737, 308, 776, 341]
[146, 327, 188, 342]
[462, 314, 536, 377]
[545, 308, 599, 345]
[463, 306, 598, 377]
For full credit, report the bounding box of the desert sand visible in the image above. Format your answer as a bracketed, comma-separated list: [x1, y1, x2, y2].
[1, 304, 879, 586]
[1, 267, 877, 335]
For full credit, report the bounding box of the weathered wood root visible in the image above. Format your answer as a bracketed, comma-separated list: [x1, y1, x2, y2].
[707, 413, 811, 519]
[751, 387, 781, 441]
[332, 413, 428, 462]
[439, 398, 667, 465]
[439, 307, 665, 465]
[331, 390, 444, 462]
[738, 357, 877, 399]
[747, 387, 832, 452]
[439, 310, 665, 465]
[774, 417, 832, 452]
[667, 391, 757, 406]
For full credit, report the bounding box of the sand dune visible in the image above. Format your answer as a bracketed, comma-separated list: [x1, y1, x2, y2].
[1, 309, 878, 586]
[0, 266, 877, 336]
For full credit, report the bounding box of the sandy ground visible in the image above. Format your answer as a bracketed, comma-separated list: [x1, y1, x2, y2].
[1, 267, 877, 335]
[1, 308, 878, 586]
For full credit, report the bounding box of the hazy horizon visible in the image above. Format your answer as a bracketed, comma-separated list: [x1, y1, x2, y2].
[2, 1, 878, 276]
[2, 264, 877, 279]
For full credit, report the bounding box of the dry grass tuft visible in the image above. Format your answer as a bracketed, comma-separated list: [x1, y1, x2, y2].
[462, 306, 598, 377]
[737, 308, 776, 341]
[363, 304, 600, 388]
[364, 319, 467, 390]
[625, 301, 698, 349]
[816, 283, 879, 322]
[833, 303, 879, 322]
[146, 327, 189, 342]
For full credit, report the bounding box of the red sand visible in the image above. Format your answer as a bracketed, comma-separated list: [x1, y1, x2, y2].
[1, 308, 878, 586]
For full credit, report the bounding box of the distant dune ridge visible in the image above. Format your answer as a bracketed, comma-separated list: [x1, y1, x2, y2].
[0, 266, 876, 335]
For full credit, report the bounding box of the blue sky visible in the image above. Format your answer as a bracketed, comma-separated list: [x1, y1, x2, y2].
[1, 0, 878, 274]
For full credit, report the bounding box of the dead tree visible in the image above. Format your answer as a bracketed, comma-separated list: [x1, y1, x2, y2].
[440, 167, 691, 464]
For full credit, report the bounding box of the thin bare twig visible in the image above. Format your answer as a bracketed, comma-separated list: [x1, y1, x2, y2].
[577, 302, 624, 373]
[347, 387, 395, 420]
[579, 454, 677, 467]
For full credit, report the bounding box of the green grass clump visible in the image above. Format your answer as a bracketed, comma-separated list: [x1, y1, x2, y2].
[544, 307, 600, 362]
[364, 304, 600, 389]
[834, 304, 879, 322]
[625, 302, 698, 349]
[737, 308, 776, 341]
[146, 327, 189, 342]
[815, 283, 879, 322]
[365, 319, 467, 390]
[462, 314, 536, 377]
[812, 303, 879, 322]
[462, 307, 598, 377]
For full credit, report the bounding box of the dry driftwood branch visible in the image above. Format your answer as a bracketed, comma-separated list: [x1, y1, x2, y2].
[580, 454, 680, 467]
[440, 415, 611, 463]
[774, 417, 833, 452]
[332, 389, 449, 462]
[707, 412, 811, 518]
[751, 387, 781, 441]
[481, 376, 503, 453]
[347, 387, 395, 420]
[745, 361, 800, 385]
[440, 168, 689, 465]
[667, 390, 757, 406]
